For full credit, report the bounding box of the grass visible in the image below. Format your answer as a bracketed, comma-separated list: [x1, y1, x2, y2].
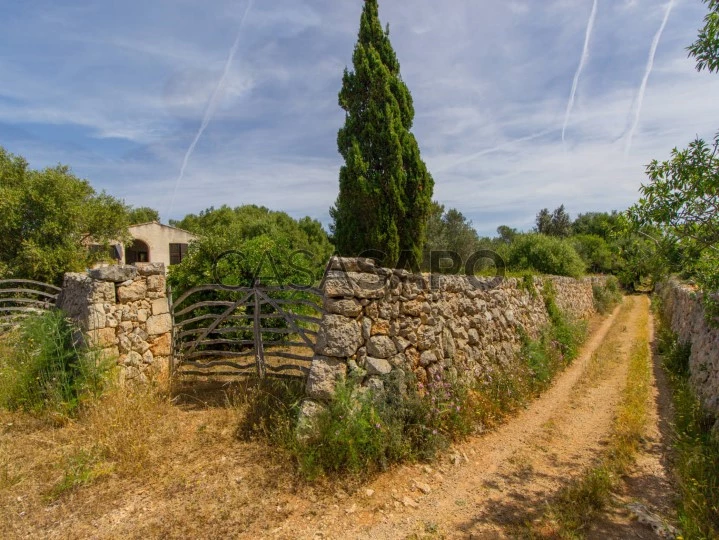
[592, 276, 623, 315]
[655, 300, 719, 539]
[533, 302, 651, 538]
[0, 310, 112, 419]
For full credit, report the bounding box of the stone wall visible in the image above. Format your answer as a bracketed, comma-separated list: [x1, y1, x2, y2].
[657, 279, 719, 417]
[304, 258, 599, 402]
[56, 263, 172, 384]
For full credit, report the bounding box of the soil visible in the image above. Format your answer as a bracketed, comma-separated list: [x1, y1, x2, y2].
[0, 295, 678, 539]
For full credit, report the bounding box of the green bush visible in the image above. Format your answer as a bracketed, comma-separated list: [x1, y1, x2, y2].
[507, 234, 586, 278]
[592, 276, 623, 314]
[0, 310, 112, 417]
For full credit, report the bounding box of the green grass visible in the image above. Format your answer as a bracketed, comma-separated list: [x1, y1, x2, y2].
[655, 305, 719, 540]
[592, 276, 623, 314]
[0, 310, 112, 418]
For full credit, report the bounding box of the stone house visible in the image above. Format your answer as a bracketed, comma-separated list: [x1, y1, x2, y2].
[90, 222, 197, 270]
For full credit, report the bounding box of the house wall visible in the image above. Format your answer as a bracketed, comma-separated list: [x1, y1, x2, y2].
[121, 223, 196, 268]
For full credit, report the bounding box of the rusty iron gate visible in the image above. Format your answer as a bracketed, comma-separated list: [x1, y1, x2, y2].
[0, 280, 60, 334]
[170, 284, 323, 380]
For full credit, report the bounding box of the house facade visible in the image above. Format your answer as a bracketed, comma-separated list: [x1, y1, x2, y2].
[120, 222, 197, 267]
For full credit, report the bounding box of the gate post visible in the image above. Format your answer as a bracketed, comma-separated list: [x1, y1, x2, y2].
[253, 289, 266, 378]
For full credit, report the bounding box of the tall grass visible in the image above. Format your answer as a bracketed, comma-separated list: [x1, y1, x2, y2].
[655, 302, 719, 539]
[0, 310, 112, 418]
[592, 276, 623, 315]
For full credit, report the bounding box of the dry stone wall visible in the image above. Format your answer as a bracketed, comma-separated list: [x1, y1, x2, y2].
[305, 258, 599, 403]
[56, 263, 171, 384]
[657, 279, 719, 417]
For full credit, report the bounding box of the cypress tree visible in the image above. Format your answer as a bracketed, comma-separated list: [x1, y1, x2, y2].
[330, 0, 434, 267]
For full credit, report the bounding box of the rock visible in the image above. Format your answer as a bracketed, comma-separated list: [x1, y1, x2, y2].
[147, 274, 166, 293]
[365, 376, 385, 392]
[365, 489, 375, 498]
[151, 298, 169, 316]
[150, 333, 172, 356]
[146, 314, 172, 336]
[468, 328, 480, 345]
[316, 315, 363, 357]
[402, 496, 419, 509]
[137, 309, 149, 323]
[414, 481, 431, 495]
[371, 319, 391, 336]
[123, 351, 143, 367]
[442, 327, 456, 358]
[366, 357, 392, 376]
[367, 335, 396, 359]
[393, 336, 411, 352]
[117, 280, 147, 303]
[89, 265, 138, 283]
[324, 298, 362, 317]
[305, 357, 347, 400]
[420, 350, 437, 367]
[328, 256, 376, 273]
[135, 262, 165, 276]
[362, 318, 372, 340]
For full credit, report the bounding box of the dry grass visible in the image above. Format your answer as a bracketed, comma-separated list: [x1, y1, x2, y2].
[0, 381, 315, 539]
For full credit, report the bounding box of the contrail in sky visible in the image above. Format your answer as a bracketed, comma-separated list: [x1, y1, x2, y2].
[562, 0, 598, 143]
[624, 0, 675, 155]
[167, 0, 254, 219]
[437, 128, 556, 172]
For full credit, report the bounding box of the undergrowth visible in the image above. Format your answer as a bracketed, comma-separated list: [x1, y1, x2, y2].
[655, 298, 719, 539]
[592, 276, 623, 314]
[0, 310, 112, 419]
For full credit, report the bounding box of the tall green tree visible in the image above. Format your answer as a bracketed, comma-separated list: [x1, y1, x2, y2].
[330, 0, 434, 267]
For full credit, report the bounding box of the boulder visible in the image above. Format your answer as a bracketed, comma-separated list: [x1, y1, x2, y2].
[367, 335, 397, 359]
[366, 357, 392, 376]
[306, 356, 347, 400]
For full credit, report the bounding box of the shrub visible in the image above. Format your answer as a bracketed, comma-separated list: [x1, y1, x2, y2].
[0, 310, 112, 417]
[592, 276, 623, 314]
[507, 234, 586, 278]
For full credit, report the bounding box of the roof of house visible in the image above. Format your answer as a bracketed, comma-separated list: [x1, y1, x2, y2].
[128, 221, 198, 238]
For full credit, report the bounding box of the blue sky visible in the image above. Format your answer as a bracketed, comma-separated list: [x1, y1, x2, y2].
[1, 0, 718, 236]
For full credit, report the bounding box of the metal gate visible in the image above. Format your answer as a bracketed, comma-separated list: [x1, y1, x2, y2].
[171, 284, 323, 380]
[0, 279, 60, 334]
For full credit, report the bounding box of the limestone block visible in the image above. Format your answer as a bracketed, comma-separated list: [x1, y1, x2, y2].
[147, 274, 166, 293]
[324, 298, 362, 317]
[315, 315, 363, 357]
[89, 265, 138, 283]
[306, 356, 347, 400]
[136, 262, 165, 276]
[146, 314, 172, 336]
[151, 298, 170, 316]
[420, 350, 437, 367]
[117, 280, 147, 303]
[123, 351, 143, 367]
[87, 304, 107, 331]
[367, 335, 396, 359]
[89, 327, 116, 349]
[142, 350, 154, 364]
[366, 357, 392, 375]
[371, 319, 390, 336]
[137, 309, 149, 323]
[150, 333, 172, 356]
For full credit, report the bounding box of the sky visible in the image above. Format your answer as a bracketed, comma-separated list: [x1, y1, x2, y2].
[1, 0, 718, 236]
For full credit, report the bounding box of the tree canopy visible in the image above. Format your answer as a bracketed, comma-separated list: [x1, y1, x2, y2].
[330, 0, 434, 267]
[0, 147, 130, 284]
[168, 205, 334, 293]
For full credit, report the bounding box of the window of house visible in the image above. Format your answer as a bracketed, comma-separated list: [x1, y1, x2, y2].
[169, 243, 188, 265]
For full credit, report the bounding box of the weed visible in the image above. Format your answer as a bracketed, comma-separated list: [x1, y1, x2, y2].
[48, 449, 112, 499]
[0, 310, 112, 418]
